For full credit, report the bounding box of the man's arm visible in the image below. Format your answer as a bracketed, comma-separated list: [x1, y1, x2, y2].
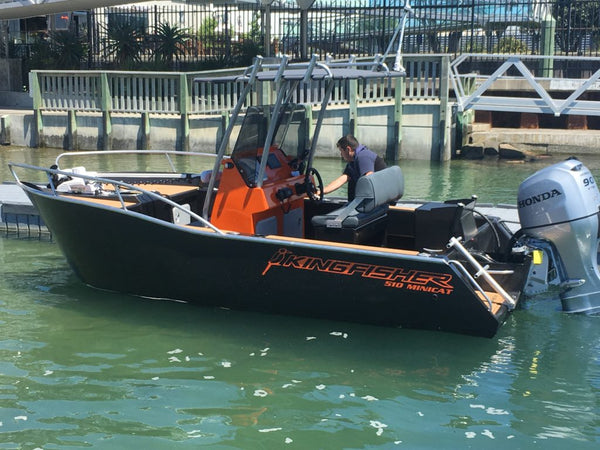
[323, 174, 349, 194]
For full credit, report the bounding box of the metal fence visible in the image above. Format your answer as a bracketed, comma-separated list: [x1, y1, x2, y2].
[5, 1, 600, 71]
[79, 0, 600, 69]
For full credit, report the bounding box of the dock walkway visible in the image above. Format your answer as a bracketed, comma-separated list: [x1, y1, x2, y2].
[0, 182, 48, 237]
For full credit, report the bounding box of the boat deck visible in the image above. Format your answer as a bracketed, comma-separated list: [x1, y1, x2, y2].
[0, 182, 202, 237]
[476, 291, 507, 315]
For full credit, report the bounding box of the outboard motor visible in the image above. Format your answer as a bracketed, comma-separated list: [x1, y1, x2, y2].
[518, 157, 600, 313]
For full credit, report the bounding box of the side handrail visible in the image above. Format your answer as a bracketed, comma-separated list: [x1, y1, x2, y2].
[448, 236, 516, 309]
[9, 162, 225, 235]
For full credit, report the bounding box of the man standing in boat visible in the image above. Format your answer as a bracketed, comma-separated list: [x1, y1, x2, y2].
[322, 134, 387, 200]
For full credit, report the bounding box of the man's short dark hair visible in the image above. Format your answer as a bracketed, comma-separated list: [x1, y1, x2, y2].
[337, 134, 359, 150]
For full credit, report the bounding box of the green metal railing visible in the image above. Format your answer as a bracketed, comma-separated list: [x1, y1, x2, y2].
[30, 54, 450, 152]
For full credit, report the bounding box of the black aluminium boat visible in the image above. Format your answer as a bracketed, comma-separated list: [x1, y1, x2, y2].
[9, 55, 600, 338]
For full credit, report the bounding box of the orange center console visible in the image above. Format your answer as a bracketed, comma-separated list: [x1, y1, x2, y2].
[211, 147, 307, 237]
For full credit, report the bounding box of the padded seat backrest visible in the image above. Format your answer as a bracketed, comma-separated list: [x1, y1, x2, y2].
[310, 165, 404, 230]
[355, 165, 404, 212]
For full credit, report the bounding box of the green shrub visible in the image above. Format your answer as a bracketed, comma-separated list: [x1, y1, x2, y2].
[494, 37, 529, 54]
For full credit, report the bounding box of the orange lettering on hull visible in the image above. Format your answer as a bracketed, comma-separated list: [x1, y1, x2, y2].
[264, 249, 454, 295]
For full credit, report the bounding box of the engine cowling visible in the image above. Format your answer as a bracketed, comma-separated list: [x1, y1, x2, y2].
[518, 157, 600, 313]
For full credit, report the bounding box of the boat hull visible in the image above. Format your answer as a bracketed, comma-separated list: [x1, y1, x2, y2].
[27, 188, 513, 337]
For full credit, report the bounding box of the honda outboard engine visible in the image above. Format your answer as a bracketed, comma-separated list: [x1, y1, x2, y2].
[518, 157, 600, 313]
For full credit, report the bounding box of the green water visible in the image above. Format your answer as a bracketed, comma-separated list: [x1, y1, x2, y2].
[1, 147, 599, 448]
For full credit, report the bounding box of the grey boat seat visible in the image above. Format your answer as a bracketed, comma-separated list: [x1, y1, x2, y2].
[311, 165, 404, 245]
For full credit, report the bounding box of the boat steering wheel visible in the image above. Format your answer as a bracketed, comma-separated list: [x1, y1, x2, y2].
[306, 167, 324, 203]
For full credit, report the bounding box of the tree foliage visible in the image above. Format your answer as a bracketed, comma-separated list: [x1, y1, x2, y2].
[49, 31, 87, 69]
[105, 20, 145, 69]
[232, 12, 264, 66]
[494, 37, 529, 54]
[25, 30, 87, 70]
[553, 0, 599, 54]
[154, 23, 189, 69]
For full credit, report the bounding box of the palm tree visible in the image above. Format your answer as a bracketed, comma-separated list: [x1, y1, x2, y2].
[105, 20, 145, 69]
[49, 30, 87, 69]
[153, 23, 189, 69]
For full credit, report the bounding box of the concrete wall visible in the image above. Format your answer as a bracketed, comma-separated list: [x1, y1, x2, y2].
[315, 102, 453, 161]
[1, 101, 453, 161]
